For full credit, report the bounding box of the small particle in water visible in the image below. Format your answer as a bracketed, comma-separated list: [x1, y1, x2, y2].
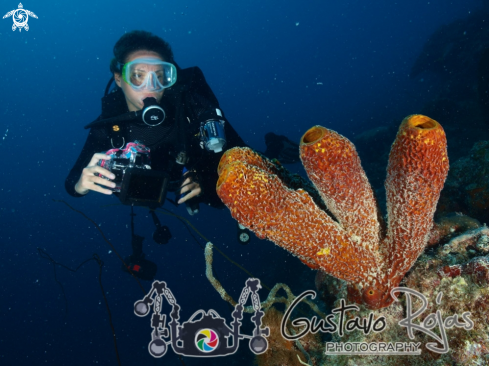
[108, 250, 112, 254]
[317, 82, 323, 85]
[295, 22, 299, 26]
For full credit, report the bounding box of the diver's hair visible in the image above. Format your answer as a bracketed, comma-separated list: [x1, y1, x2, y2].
[109, 30, 174, 74]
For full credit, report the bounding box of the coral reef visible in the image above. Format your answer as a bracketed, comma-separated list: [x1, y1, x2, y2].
[427, 212, 481, 247]
[438, 140, 489, 225]
[254, 307, 322, 366]
[217, 115, 448, 309]
[208, 117, 489, 365]
[205, 228, 489, 365]
[316, 227, 489, 366]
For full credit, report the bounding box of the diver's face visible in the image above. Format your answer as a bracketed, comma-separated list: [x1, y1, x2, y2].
[114, 50, 165, 112]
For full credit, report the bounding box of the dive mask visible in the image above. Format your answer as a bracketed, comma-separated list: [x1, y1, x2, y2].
[120, 57, 177, 92]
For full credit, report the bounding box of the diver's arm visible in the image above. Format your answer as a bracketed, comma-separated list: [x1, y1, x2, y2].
[192, 120, 247, 208]
[65, 128, 115, 197]
[177, 171, 202, 204]
[181, 66, 247, 207]
[74, 153, 115, 195]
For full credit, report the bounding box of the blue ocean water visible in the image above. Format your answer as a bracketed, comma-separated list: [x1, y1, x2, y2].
[0, 0, 482, 365]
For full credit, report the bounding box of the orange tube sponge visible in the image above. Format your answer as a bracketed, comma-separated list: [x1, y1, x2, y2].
[218, 148, 277, 177]
[300, 126, 383, 254]
[383, 115, 449, 290]
[217, 115, 448, 310]
[217, 150, 378, 276]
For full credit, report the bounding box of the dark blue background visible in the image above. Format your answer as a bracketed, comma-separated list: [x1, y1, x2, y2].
[0, 0, 481, 365]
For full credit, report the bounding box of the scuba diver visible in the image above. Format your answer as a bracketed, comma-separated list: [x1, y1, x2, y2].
[65, 30, 299, 280]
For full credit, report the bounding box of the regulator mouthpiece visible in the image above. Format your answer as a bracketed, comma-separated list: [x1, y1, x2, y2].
[142, 97, 166, 127]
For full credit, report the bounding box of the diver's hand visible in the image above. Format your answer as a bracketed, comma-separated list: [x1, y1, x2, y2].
[74, 153, 116, 195]
[178, 173, 202, 204]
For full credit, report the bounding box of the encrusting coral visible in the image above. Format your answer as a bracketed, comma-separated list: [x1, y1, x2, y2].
[217, 115, 449, 310]
[318, 226, 489, 365]
[255, 307, 323, 366]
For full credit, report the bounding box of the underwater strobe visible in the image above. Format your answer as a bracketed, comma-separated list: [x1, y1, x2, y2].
[133, 278, 270, 358]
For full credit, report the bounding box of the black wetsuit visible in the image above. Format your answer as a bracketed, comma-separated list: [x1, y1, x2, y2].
[65, 66, 246, 208]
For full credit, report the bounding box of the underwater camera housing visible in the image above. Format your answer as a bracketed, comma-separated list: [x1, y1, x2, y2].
[98, 142, 169, 207]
